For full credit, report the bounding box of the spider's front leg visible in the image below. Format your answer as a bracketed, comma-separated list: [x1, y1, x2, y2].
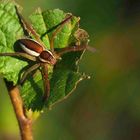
[56, 45, 96, 56]
[55, 45, 86, 57]
[49, 15, 73, 52]
[40, 63, 50, 102]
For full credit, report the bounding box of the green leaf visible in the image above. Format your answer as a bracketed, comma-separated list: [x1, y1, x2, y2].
[0, 1, 27, 84]
[0, 1, 89, 112]
[46, 51, 85, 108]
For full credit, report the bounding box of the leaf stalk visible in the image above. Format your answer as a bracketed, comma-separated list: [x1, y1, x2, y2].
[9, 85, 33, 140]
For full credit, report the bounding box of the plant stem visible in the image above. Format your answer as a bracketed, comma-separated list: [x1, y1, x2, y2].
[9, 85, 33, 140]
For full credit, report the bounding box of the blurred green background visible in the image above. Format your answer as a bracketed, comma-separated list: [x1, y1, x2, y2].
[0, 0, 140, 140]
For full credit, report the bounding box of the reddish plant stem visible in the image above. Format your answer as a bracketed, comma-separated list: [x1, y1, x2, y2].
[9, 85, 33, 140]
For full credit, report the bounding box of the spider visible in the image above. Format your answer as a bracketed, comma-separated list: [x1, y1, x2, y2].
[0, 7, 90, 102]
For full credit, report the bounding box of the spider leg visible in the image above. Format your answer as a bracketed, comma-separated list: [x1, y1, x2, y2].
[40, 63, 50, 102]
[20, 63, 41, 85]
[56, 45, 86, 56]
[0, 52, 36, 61]
[49, 15, 73, 52]
[15, 6, 45, 49]
[56, 45, 96, 56]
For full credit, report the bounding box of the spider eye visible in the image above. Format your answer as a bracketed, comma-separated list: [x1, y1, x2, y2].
[39, 51, 56, 65]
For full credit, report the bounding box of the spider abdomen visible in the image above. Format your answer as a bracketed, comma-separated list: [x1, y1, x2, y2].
[19, 38, 44, 56]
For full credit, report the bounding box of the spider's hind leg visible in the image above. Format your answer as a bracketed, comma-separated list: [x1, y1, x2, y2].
[40, 63, 50, 102]
[15, 6, 44, 47]
[20, 63, 40, 85]
[0, 52, 36, 61]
